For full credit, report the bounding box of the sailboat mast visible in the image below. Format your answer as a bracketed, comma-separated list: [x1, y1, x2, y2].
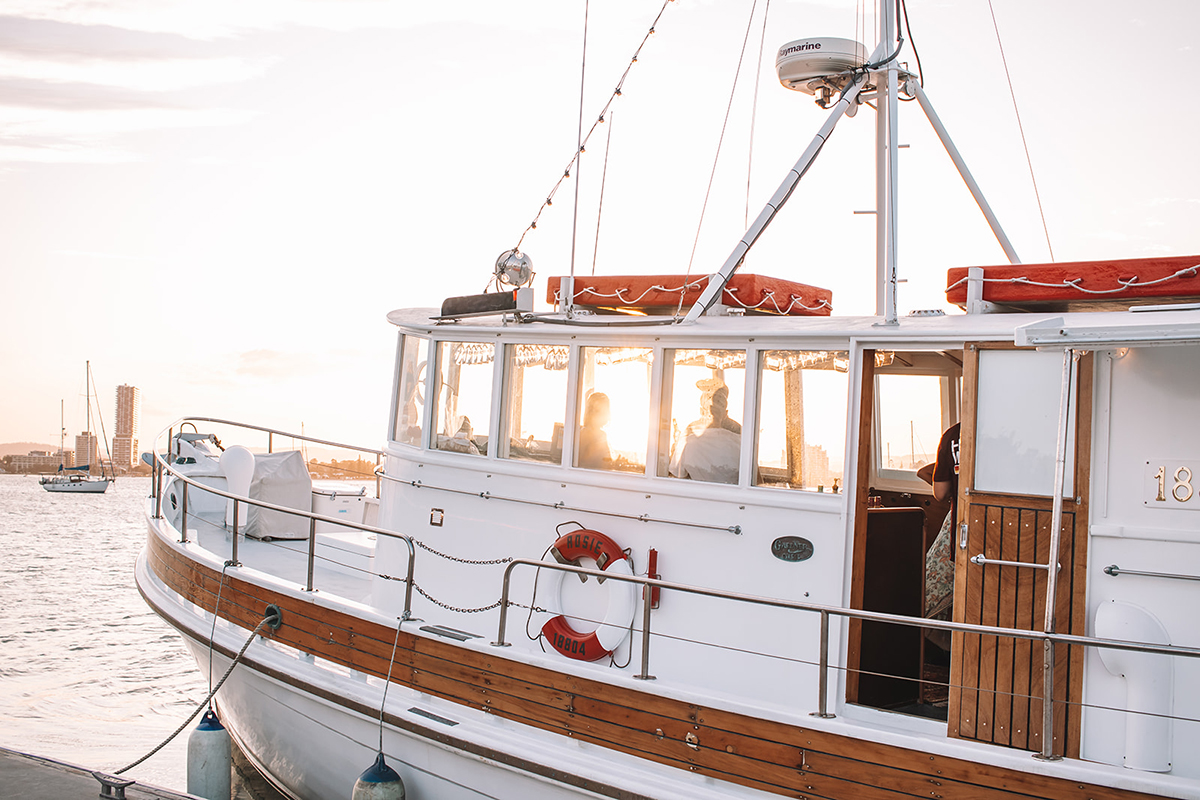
[875, 0, 900, 324]
[85, 360, 92, 475]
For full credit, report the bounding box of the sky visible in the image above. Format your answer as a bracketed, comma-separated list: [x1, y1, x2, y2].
[1, 0, 1197, 453]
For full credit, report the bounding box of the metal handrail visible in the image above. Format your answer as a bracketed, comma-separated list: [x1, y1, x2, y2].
[492, 558, 1200, 734]
[375, 470, 742, 535]
[1104, 564, 1200, 582]
[150, 419, 415, 620]
[163, 415, 386, 459]
[970, 554, 1059, 571]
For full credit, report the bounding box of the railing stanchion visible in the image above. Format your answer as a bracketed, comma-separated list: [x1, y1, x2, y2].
[375, 454, 381, 500]
[306, 517, 317, 592]
[268, 432, 274, 454]
[812, 610, 835, 718]
[402, 538, 415, 621]
[230, 499, 240, 566]
[179, 482, 188, 544]
[633, 578, 656, 681]
[492, 563, 515, 647]
[153, 458, 163, 519]
[1035, 637, 1058, 760]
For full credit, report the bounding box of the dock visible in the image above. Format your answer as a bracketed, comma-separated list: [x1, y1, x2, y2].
[0, 742, 288, 800]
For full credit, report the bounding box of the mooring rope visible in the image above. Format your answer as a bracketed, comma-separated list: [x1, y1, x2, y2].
[114, 609, 279, 775]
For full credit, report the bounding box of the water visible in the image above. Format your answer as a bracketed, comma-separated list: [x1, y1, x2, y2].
[0, 474, 206, 792]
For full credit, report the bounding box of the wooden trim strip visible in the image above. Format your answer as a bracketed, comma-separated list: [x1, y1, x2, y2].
[144, 531, 1164, 800]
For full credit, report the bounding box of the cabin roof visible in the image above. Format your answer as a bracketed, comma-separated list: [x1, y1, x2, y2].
[387, 304, 1200, 348]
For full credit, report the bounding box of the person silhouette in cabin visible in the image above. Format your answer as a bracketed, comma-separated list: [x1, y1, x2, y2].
[577, 392, 614, 470]
[917, 422, 961, 652]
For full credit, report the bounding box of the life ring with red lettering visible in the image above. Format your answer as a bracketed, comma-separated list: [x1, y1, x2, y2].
[537, 529, 636, 662]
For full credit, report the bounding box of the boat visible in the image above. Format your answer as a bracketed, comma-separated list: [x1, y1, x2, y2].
[42, 362, 114, 494]
[136, 4, 1200, 799]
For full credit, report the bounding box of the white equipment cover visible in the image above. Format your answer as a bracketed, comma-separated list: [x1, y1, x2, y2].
[244, 451, 313, 540]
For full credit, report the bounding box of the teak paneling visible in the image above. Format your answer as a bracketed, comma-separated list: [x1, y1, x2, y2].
[950, 349, 1092, 759]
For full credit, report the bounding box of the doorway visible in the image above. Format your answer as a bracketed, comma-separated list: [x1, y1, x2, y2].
[948, 345, 1092, 757]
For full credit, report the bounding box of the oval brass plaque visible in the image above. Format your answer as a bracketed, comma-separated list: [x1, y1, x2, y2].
[771, 536, 814, 562]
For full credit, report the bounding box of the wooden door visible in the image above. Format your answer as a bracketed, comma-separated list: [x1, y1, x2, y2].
[949, 346, 1092, 757]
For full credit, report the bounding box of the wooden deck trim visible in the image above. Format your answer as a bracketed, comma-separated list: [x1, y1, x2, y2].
[145, 530, 1164, 800]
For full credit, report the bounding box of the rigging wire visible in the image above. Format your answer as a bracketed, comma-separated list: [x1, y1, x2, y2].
[679, 0, 762, 316]
[745, 0, 772, 229]
[899, 0, 923, 88]
[513, 0, 675, 254]
[591, 111, 615, 276]
[567, 0, 590, 313]
[87, 366, 114, 478]
[987, 0, 1055, 261]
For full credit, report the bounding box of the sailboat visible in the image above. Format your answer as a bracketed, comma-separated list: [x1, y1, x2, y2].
[135, 3, 1200, 799]
[42, 361, 113, 494]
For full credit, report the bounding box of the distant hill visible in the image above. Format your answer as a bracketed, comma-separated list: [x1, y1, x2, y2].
[0, 442, 57, 457]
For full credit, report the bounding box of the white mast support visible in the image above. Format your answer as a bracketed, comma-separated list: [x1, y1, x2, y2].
[875, 0, 900, 324]
[883, 36, 900, 324]
[874, 65, 888, 318]
[1036, 347, 1077, 762]
[909, 80, 1021, 265]
[682, 58, 880, 324]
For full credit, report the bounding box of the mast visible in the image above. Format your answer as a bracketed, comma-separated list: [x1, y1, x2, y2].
[875, 0, 900, 324]
[85, 360, 92, 476]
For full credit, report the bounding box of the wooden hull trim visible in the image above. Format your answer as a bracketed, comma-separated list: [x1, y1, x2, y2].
[137, 582, 657, 800]
[142, 518, 1171, 800]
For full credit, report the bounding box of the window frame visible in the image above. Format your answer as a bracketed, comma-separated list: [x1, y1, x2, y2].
[751, 347, 853, 494]
[391, 333, 431, 449]
[430, 339, 500, 458]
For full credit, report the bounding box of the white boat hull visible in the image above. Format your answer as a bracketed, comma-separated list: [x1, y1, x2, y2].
[41, 477, 112, 493]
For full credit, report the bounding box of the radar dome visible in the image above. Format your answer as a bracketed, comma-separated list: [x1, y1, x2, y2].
[776, 38, 868, 94]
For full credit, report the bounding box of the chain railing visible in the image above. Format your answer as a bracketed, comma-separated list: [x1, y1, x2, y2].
[492, 557, 1200, 758]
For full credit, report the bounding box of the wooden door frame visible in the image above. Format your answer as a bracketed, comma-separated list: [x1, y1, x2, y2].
[949, 344, 1093, 757]
[845, 348, 876, 704]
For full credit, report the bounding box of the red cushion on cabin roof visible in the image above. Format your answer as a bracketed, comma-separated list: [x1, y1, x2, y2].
[546, 274, 833, 316]
[946, 255, 1200, 310]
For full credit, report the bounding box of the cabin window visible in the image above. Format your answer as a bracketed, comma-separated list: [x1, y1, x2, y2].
[576, 346, 653, 473]
[433, 341, 495, 456]
[500, 343, 570, 464]
[876, 374, 946, 474]
[755, 350, 849, 492]
[871, 351, 962, 485]
[393, 336, 429, 447]
[973, 349, 1075, 496]
[658, 349, 745, 484]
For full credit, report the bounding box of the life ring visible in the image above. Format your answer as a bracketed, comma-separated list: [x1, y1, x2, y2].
[537, 529, 636, 662]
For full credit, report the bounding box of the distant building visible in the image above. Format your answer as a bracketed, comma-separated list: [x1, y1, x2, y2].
[75, 432, 99, 473]
[112, 436, 134, 470]
[11, 449, 74, 473]
[114, 384, 141, 468]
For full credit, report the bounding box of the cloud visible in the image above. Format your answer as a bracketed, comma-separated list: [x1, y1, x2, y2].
[0, 77, 176, 110]
[51, 249, 151, 260]
[0, 14, 221, 61]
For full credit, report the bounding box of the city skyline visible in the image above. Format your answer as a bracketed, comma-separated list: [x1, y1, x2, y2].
[2, 381, 141, 473]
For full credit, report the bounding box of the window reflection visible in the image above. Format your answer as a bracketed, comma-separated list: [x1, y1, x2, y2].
[576, 347, 652, 472]
[756, 350, 849, 492]
[393, 336, 428, 447]
[502, 344, 570, 464]
[433, 341, 495, 456]
[659, 349, 746, 484]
